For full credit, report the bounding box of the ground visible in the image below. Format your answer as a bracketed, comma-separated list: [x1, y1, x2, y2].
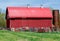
[0, 30, 60, 41]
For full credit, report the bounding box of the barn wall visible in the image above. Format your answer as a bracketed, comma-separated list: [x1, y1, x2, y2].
[6, 20, 10, 28]
[9, 19, 52, 29]
[28, 20, 52, 27]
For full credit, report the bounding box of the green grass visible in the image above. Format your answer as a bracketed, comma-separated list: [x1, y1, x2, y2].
[0, 30, 60, 41]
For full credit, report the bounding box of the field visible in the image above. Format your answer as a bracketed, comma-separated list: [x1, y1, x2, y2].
[0, 14, 60, 41]
[0, 30, 60, 41]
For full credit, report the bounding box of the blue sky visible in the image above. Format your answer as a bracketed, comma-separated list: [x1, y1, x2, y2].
[0, 0, 60, 12]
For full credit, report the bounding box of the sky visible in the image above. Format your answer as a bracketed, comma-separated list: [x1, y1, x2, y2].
[0, 0, 60, 12]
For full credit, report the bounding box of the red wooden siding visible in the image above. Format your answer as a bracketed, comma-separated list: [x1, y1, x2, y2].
[9, 19, 52, 29]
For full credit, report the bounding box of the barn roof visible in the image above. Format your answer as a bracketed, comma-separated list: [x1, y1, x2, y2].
[6, 7, 53, 19]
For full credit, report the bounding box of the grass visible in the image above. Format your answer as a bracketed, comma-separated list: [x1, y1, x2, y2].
[0, 30, 60, 41]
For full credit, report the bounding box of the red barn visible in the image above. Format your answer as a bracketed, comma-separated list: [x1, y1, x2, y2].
[6, 7, 53, 32]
